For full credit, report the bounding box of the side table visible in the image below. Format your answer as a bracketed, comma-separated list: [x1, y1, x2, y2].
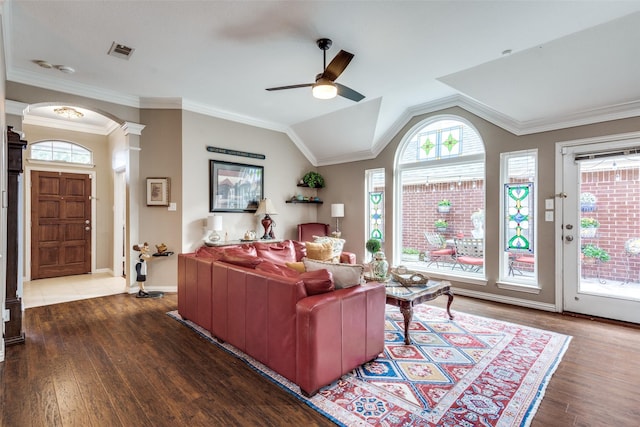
[385, 280, 454, 345]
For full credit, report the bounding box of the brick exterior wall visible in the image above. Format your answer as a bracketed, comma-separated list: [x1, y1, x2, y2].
[581, 169, 640, 282]
[401, 181, 485, 253]
[400, 169, 640, 282]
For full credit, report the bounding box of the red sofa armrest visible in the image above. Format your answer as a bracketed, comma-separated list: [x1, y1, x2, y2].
[339, 251, 356, 264]
[296, 282, 385, 396]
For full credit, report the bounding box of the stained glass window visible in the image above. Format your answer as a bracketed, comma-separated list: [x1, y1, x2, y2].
[505, 183, 534, 253]
[369, 191, 384, 241]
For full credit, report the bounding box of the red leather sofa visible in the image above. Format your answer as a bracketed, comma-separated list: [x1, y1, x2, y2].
[177, 240, 385, 397]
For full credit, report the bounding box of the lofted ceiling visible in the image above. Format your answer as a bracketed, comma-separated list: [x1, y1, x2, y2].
[3, 1, 640, 165]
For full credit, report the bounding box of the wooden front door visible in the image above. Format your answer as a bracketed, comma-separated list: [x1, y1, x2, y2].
[31, 171, 92, 279]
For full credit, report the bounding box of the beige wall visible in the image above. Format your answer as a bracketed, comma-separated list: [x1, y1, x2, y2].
[181, 110, 318, 253]
[21, 125, 113, 271]
[318, 106, 640, 306]
[137, 109, 182, 286]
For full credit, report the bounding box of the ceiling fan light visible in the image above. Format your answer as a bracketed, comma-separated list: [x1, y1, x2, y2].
[312, 81, 337, 99]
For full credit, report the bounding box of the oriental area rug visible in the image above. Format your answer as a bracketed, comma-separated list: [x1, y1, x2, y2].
[168, 305, 571, 427]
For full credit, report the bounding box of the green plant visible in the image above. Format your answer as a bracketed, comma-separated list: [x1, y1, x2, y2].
[365, 238, 382, 254]
[402, 247, 420, 254]
[302, 171, 325, 188]
[438, 199, 451, 206]
[581, 244, 610, 262]
[580, 192, 597, 204]
[580, 217, 600, 228]
[434, 219, 448, 228]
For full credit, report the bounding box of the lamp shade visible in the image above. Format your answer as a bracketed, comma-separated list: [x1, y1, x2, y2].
[207, 215, 223, 231]
[331, 203, 344, 218]
[255, 198, 278, 216]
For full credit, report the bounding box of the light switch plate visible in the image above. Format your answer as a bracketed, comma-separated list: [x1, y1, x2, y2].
[545, 211, 554, 222]
[545, 199, 554, 209]
[168, 202, 177, 211]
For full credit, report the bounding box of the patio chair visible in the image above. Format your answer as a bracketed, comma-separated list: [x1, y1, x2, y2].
[508, 251, 535, 276]
[424, 232, 455, 267]
[453, 238, 484, 272]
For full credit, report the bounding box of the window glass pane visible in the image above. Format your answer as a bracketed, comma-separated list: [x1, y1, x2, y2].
[502, 151, 537, 283]
[366, 168, 385, 244]
[397, 118, 485, 275]
[28, 140, 92, 165]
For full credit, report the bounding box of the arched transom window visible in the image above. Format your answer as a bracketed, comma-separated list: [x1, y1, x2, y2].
[29, 140, 92, 165]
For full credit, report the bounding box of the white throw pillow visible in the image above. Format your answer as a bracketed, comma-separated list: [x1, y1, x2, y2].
[303, 258, 363, 289]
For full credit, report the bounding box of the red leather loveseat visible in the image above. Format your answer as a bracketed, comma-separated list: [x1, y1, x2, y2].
[177, 240, 385, 397]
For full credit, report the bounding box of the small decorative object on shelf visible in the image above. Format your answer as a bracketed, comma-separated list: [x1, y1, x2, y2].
[301, 171, 325, 188]
[437, 199, 451, 213]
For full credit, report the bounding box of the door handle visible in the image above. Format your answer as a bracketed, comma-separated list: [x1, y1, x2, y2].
[565, 235, 574, 242]
[85, 226, 90, 231]
[85, 219, 90, 224]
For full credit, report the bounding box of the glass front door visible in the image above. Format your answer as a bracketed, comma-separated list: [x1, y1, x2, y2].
[561, 138, 640, 324]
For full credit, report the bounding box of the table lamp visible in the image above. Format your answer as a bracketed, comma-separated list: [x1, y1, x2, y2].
[207, 214, 223, 242]
[255, 198, 278, 239]
[331, 203, 344, 237]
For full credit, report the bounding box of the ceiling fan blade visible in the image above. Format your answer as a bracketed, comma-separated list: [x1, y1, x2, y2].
[336, 83, 365, 102]
[322, 50, 354, 81]
[265, 83, 313, 91]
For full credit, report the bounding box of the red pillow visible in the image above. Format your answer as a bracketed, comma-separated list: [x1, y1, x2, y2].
[223, 245, 257, 257]
[293, 240, 307, 262]
[219, 253, 263, 269]
[255, 260, 300, 278]
[300, 269, 334, 296]
[253, 240, 296, 265]
[195, 245, 226, 260]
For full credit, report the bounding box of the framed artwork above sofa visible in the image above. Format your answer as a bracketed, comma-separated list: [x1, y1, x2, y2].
[209, 160, 263, 212]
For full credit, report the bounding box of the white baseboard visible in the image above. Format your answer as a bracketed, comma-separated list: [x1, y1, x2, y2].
[451, 287, 558, 312]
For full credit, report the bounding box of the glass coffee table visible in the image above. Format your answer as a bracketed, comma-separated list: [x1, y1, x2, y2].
[385, 280, 454, 345]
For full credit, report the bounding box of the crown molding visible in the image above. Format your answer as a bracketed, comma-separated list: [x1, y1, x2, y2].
[7, 68, 140, 107]
[181, 99, 288, 134]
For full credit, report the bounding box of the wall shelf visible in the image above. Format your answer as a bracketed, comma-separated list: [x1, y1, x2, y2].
[286, 200, 323, 204]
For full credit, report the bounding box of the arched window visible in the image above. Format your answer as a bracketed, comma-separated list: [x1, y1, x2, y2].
[28, 140, 92, 165]
[395, 117, 485, 277]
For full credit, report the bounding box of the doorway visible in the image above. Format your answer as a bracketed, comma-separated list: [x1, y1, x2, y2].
[559, 133, 640, 324]
[30, 170, 93, 279]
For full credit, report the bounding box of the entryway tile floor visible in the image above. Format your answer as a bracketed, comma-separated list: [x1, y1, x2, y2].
[23, 273, 127, 308]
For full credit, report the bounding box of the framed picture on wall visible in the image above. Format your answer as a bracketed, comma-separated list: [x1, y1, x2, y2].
[146, 177, 170, 206]
[210, 160, 263, 212]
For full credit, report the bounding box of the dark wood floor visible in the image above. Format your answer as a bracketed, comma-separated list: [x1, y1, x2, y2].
[1, 293, 639, 427]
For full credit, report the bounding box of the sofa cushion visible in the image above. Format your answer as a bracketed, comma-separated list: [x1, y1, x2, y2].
[285, 261, 306, 273]
[220, 252, 263, 269]
[303, 258, 363, 289]
[254, 240, 296, 265]
[313, 236, 346, 262]
[195, 245, 226, 260]
[292, 240, 307, 261]
[299, 269, 334, 295]
[305, 241, 334, 262]
[256, 260, 300, 278]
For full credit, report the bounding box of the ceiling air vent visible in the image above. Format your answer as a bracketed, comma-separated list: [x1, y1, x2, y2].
[108, 42, 135, 60]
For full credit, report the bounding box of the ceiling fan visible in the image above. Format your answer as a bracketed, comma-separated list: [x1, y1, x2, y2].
[266, 38, 365, 102]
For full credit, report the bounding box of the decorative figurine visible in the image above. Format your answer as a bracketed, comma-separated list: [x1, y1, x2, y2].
[132, 242, 164, 298]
